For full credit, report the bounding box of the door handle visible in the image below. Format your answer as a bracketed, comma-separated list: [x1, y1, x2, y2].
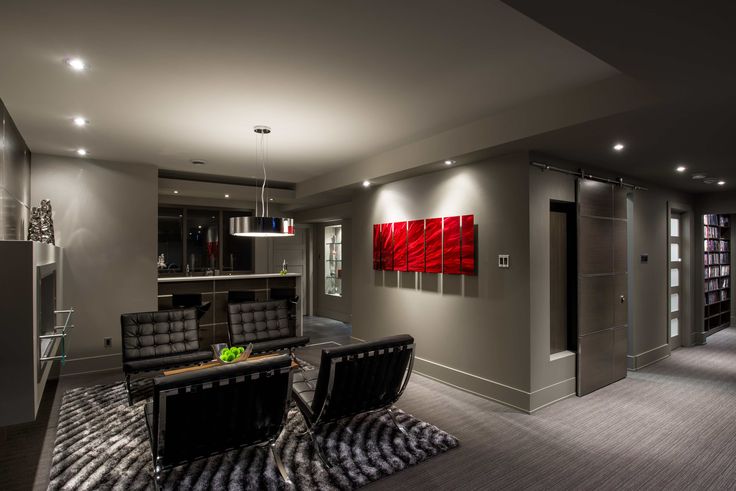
[620, 295, 626, 303]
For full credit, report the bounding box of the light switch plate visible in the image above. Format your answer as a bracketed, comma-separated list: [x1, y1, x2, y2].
[498, 254, 510, 268]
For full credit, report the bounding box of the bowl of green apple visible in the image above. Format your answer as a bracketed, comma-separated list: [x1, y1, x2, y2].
[218, 346, 245, 364]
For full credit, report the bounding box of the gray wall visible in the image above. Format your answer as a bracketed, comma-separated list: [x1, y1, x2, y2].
[352, 153, 533, 411]
[31, 154, 158, 374]
[0, 100, 31, 240]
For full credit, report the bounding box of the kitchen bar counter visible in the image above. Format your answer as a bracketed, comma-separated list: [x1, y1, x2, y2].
[158, 272, 301, 283]
[158, 273, 302, 344]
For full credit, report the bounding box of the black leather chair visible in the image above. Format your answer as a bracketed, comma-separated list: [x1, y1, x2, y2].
[145, 355, 293, 488]
[227, 299, 309, 354]
[291, 334, 415, 467]
[121, 308, 213, 404]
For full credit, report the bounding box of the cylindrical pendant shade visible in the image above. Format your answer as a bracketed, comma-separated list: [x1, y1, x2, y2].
[229, 216, 295, 237]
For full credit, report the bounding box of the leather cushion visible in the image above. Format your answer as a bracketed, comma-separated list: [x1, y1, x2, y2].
[227, 300, 291, 345]
[123, 350, 213, 373]
[246, 336, 310, 354]
[292, 369, 319, 421]
[121, 308, 201, 361]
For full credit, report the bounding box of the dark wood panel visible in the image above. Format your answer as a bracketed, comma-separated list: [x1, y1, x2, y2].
[158, 280, 213, 296]
[579, 275, 614, 335]
[613, 187, 628, 220]
[579, 217, 613, 275]
[614, 273, 628, 327]
[613, 220, 628, 273]
[578, 180, 612, 218]
[613, 325, 628, 380]
[578, 329, 613, 396]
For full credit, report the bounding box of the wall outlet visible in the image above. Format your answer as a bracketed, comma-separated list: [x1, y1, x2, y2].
[498, 254, 510, 268]
[104, 337, 112, 348]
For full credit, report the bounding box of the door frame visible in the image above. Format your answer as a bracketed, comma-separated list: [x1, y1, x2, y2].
[667, 201, 693, 348]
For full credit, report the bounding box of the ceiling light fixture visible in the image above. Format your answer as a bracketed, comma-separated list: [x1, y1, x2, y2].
[718, 181, 726, 186]
[444, 160, 455, 166]
[65, 57, 87, 71]
[692, 174, 706, 180]
[76, 148, 87, 156]
[676, 165, 686, 173]
[173, 190, 179, 194]
[224, 194, 230, 198]
[362, 180, 371, 188]
[73, 116, 88, 127]
[613, 143, 625, 152]
[229, 126, 295, 238]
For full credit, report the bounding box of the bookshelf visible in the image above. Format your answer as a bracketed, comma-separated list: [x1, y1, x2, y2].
[703, 214, 731, 333]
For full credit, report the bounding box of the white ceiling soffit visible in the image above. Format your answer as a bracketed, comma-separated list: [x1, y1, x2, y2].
[296, 75, 656, 198]
[0, 0, 617, 185]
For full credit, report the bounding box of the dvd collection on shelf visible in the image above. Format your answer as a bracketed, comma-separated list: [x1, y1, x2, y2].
[703, 214, 731, 331]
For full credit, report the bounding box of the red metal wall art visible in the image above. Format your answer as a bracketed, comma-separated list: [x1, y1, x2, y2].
[373, 215, 475, 275]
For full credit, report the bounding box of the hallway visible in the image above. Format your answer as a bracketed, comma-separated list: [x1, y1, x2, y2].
[369, 328, 736, 489]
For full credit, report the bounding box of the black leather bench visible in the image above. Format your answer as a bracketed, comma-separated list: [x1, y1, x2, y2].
[227, 299, 309, 354]
[121, 307, 213, 404]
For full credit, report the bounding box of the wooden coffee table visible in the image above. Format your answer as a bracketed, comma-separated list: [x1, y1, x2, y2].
[163, 353, 298, 376]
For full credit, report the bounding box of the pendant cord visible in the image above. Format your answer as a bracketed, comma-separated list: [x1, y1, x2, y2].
[260, 131, 267, 218]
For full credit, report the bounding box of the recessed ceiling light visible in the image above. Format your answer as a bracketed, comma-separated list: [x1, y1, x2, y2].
[269, 198, 274, 201]
[224, 194, 230, 198]
[692, 174, 706, 180]
[76, 148, 87, 156]
[173, 190, 179, 194]
[362, 180, 370, 188]
[65, 57, 87, 71]
[613, 143, 625, 152]
[444, 160, 455, 165]
[718, 180, 726, 186]
[676, 165, 686, 173]
[73, 116, 88, 127]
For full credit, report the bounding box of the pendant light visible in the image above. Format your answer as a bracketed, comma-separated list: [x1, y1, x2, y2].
[230, 126, 295, 237]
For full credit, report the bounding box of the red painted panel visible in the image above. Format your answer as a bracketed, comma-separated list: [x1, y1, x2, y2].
[407, 219, 425, 272]
[372, 224, 381, 270]
[381, 223, 394, 270]
[393, 221, 408, 271]
[425, 218, 442, 273]
[443, 216, 461, 274]
[461, 214, 475, 275]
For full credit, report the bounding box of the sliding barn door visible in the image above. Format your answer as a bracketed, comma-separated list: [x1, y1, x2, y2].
[577, 180, 628, 396]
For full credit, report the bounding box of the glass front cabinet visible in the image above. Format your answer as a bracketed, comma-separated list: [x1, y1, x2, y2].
[325, 224, 342, 296]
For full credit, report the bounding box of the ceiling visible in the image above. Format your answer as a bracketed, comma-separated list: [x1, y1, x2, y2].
[2, 0, 734, 199]
[0, 0, 616, 184]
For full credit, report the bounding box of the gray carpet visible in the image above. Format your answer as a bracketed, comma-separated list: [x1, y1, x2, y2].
[47, 382, 459, 490]
[367, 327, 736, 490]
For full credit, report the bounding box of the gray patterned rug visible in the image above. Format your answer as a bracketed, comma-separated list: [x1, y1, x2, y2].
[48, 382, 459, 490]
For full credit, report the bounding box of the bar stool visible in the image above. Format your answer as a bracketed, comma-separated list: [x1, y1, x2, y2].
[227, 290, 256, 304]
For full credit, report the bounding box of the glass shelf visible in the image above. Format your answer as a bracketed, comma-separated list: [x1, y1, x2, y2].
[324, 224, 343, 296]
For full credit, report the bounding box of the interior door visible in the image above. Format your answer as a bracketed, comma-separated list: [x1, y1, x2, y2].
[669, 212, 682, 349]
[577, 179, 628, 396]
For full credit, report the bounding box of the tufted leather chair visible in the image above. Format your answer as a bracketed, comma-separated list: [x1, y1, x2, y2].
[121, 307, 213, 404]
[291, 334, 415, 467]
[144, 354, 293, 488]
[227, 300, 309, 354]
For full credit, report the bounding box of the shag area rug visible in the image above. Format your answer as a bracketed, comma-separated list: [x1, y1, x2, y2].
[48, 382, 459, 490]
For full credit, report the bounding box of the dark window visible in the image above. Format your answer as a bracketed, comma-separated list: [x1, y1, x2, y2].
[223, 210, 254, 273]
[186, 209, 220, 273]
[158, 207, 183, 272]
